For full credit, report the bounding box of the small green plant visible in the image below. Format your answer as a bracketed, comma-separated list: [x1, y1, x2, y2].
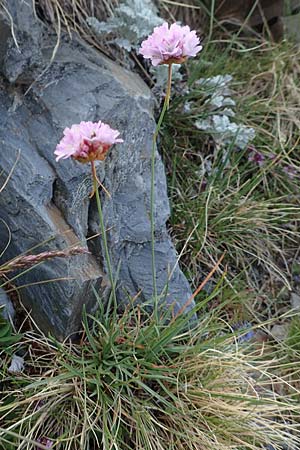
[0, 296, 300, 449]
[1, 3, 300, 449]
[0, 310, 20, 350]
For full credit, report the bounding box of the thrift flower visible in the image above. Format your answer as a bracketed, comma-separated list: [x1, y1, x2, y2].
[55, 121, 123, 163]
[139, 22, 202, 66]
[248, 148, 265, 166]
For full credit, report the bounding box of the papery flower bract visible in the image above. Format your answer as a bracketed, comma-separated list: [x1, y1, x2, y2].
[139, 22, 202, 66]
[54, 121, 123, 163]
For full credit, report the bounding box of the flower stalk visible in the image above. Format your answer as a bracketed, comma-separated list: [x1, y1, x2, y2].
[54, 120, 123, 311]
[91, 160, 117, 308]
[139, 21, 202, 313]
[150, 63, 173, 304]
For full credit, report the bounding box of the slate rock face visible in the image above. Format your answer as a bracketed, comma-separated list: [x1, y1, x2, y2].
[0, 0, 194, 339]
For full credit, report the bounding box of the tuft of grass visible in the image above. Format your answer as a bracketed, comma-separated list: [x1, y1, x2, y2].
[1, 297, 300, 449]
[261, 316, 300, 403]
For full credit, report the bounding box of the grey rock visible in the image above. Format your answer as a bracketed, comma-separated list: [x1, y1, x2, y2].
[290, 292, 300, 310]
[283, 12, 300, 42]
[270, 323, 289, 342]
[0, 288, 15, 322]
[0, 1, 194, 338]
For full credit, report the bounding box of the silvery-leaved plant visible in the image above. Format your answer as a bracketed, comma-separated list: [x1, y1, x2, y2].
[87, 0, 163, 51]
[194, 74, 255, 150]
[150, 64, 183, 90]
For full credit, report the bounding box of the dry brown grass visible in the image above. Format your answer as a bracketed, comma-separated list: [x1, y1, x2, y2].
[34, 0, 207, 58]
[35, 0, 120, 57]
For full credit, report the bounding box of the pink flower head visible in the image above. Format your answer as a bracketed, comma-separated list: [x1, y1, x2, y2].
[139, 22, 202, 66]
[54, 121, 123, 163]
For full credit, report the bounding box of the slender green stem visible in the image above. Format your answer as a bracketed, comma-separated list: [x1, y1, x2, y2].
[91, 160, 117, 309]
[150, 63, 173, 310]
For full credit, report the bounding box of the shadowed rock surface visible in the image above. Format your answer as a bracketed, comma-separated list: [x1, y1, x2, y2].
[0, 288, 15, 322]
[215, 0, 284, 41]
[0, 0, 194, 338]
